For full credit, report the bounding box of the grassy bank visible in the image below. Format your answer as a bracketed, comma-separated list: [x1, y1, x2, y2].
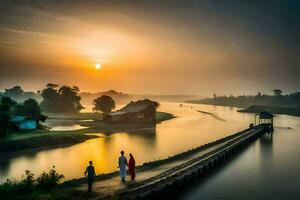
[238, 105, 300, 116]
[47, 112, 102, 120]
[186, 99, 300, 117]
[0, 129, 99, 153]
[0, 112, 175, 153]
[8, 126, 250, 200]
[156, 111, 175, 123]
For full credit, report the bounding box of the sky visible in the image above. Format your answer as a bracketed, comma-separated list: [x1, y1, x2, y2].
[0, 0, 299, 95]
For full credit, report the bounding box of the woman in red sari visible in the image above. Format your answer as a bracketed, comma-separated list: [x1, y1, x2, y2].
[128, 153, 136, 181]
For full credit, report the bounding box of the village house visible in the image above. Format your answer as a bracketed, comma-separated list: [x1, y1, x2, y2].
[10, 115, 39, 131]
[104, 99, 159, 123]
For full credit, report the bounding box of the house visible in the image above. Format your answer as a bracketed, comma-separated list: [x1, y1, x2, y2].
[10, 115, 39, 131]
[104, 99, 159, 123]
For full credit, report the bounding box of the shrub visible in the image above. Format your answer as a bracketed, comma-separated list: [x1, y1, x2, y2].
[0, 167, 64, 197]
[36, 166, 65, 190]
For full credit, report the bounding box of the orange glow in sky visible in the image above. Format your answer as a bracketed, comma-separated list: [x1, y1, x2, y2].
[0, 2, 298, 95]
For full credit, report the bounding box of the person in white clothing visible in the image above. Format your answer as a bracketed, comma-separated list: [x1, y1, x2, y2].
[118, 150, 128, 182]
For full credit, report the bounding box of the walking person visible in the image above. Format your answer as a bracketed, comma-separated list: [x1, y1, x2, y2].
[118, 151, 128, 182]
[128, 153, 136, 181]
[84, 161, 96, 192]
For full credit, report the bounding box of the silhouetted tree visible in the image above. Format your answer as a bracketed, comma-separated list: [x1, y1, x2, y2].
[93, 95, 116, 113]
[273, 89, 282, 96]
[0, 96, 17, 112]
[213, 94, 217, 99]
[15, 98, 47, 121]
[46, 83, 59, 88]
[40, 84, 60, 112]
[40, 84, 83, 113]
[0, 111, 10, 138]
[194, 89, 300, 108]
[4, 86, 24, 99]
[0, 97, 15, 138]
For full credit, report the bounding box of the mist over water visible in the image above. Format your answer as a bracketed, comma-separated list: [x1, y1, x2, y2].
[0, 102, 253, 182]
[177, 114, 300, 200]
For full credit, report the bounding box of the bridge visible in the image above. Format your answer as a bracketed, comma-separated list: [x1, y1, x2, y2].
[76, 123, 273, 200]
[118, 125, 272, 200]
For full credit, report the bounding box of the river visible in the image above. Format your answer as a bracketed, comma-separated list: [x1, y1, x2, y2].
[0, 102, 296, 185]
[176, 112, 300, 199]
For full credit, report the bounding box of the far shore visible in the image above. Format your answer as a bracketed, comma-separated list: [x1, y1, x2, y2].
[238, 105, 300, 117]
[185, 101, 300, 117]
[0, 111, 176, 154]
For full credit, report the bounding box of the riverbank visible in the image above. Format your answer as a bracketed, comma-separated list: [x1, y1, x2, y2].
[0, 112, 175, 153]
[5, 126, 261, 200]
[238, 105, 300, 116]
[0, 130, 99, 153]
[186, 100, 300, 117]
[47, 112, 102, 120]
[185, 99, 245, 108]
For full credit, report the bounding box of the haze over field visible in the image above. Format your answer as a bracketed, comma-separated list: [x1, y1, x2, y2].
[0, 0, 299, 95]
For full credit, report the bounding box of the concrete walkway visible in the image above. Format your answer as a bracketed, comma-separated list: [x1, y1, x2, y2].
[75, 127, 260, 199]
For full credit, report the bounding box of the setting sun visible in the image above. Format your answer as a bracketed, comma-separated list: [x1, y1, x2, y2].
[95, 63, 102, 70]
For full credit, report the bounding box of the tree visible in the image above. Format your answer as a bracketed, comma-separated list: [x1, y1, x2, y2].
[58, 86, 83, 112]
[15, 98, 46, 121]
[213, 94, 217, 99]
[273, 89, 282, 96]
[4, 86, 24, 99]
[0, 96, 17, 112]
[0, 111, 10, 138]
[40, 84, 83, 113]
[93, 95, 116, 113]
[40, 84, 61, 113]
[0, 97, 16, 138]
[46, 83, 59, 88]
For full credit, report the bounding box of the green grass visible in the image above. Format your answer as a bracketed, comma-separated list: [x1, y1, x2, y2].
[0, 130, 99, 153]
[156, 111, 175, 123]
[0, 111, 175, 153]
[47, 112, 102, 120]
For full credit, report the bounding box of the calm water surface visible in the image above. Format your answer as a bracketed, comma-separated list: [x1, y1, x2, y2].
[177, 114, 300, 200]
[0, 102, 261, 182]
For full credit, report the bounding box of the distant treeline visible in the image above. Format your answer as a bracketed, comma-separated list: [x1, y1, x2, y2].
[80, 90, 131, 105]
[0, 84, 84, 113]
[0, 86, 41, 102]
[186, 89, 300, 108]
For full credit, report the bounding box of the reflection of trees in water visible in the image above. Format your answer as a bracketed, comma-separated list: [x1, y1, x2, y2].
[0, 124, 158, 180]
[0, 150, 40, 175]
[0, 159, 11, 174]
[127, 127, 156, 141]
[101, 123, 156, 137]
[102, 124, 157, 147]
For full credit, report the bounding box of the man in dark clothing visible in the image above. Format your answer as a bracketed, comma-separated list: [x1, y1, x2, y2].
[84, 161, 96, 192]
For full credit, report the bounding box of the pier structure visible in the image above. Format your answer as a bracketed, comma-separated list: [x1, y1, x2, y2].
[118, 125, 273, 200]
[254, 111, 274, 126]
[76, 116, 274, 200]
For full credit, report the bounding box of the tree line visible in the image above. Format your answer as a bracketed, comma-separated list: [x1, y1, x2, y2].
[0, 84, 118, 138]
[0, 97, 46, 138]
[189, 89, 300, 108]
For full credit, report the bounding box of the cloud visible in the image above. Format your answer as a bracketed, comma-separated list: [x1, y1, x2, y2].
[0, 0, 299, 94]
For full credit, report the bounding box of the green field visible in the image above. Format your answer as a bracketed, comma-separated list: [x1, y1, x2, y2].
[0, 112, 175, 153]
